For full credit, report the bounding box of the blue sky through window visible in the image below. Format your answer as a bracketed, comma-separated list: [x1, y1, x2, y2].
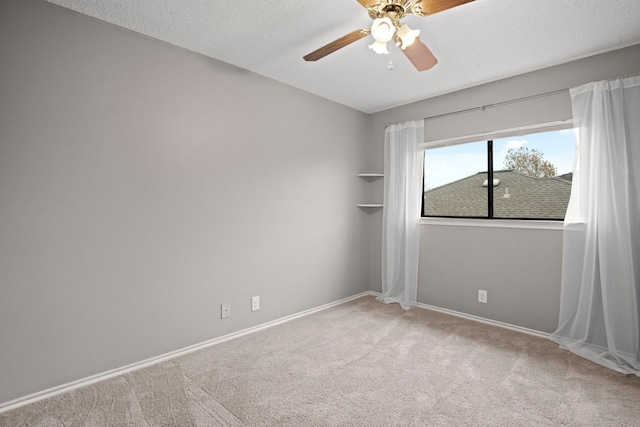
[424, 129, 577, 190]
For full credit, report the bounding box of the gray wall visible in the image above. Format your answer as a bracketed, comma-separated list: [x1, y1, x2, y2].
[0, 0, 370, 405]
[368, 44, 640, 333]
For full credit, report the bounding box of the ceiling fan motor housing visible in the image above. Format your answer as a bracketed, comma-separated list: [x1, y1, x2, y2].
[368, 2, 409, 20]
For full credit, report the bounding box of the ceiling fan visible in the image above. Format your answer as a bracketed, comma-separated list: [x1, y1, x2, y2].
[303, 0, 474, 71]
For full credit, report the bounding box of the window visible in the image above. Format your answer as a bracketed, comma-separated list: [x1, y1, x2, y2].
[422, 127, 576, 220]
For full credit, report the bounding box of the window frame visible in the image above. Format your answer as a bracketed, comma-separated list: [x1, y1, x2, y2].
[420, 120, 575, 227]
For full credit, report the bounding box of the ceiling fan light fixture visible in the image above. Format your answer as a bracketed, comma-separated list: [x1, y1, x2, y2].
[368, 40, 389, 54]
[370, 17, 395, 42]
[396, 24, 420, 49]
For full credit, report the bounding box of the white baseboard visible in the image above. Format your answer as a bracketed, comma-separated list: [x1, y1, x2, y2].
[0, 291, 372, 414]
[415, 302, 549, 339]
[367, 291, 548, 338]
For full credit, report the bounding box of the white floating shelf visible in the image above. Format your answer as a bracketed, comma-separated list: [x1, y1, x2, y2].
[358, 173, 383, 208]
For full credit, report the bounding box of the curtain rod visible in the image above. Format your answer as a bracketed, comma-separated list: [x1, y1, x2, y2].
[424, 88, 569, 121]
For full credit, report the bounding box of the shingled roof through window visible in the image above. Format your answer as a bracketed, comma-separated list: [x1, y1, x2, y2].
[423, 170, 572, 219]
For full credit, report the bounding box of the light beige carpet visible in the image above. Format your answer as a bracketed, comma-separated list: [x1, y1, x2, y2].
[2, 295, 640, 426]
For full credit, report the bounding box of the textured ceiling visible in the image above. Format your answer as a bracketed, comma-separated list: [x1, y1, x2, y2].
[45, 0, 640, 114]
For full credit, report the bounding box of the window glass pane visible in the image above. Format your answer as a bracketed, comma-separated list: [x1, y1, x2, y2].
[422, 128, 577, 220]
[492, 129, 576, 219]
[423, 141, 488, 217]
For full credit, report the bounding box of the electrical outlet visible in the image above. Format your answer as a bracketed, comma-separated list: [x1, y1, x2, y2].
[221, 303, 231, 319]
[251, 296, 260, 311]
[478, 290, 488, 304]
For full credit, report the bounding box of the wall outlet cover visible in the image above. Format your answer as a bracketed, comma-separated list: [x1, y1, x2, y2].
[478, 290, 488, 304]
[221, 303, 231, 318]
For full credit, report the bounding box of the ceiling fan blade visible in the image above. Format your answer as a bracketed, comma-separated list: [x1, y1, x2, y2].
[412, 0, 474, 16]
[355, 0, 381, 7]
[303, 29, 371, 62]
[401, 37, 438, 71]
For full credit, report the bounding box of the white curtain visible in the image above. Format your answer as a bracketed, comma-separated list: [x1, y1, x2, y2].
[376, 120, 424, 310]
[550, 74, 640, 375]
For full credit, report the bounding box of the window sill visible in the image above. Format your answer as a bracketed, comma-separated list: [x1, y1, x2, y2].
[420, 217, 564, 230]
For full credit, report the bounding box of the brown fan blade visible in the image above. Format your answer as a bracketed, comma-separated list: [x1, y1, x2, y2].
[356, 0, 381, 7]
[412, 0, 474, 16]
[401, 37, 438, 71]
[303, 29, 371, 62]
